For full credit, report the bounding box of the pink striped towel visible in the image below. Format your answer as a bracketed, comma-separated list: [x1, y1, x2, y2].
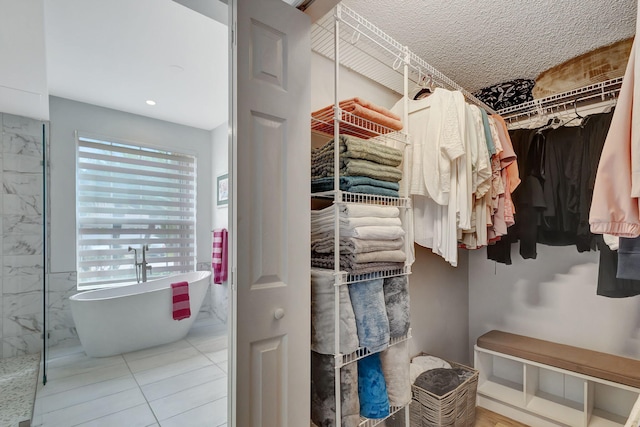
[171, 281, 191, 321]
[212, 229, 228, 284]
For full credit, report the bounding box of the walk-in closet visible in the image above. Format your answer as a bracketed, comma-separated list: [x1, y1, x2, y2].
[305, 0, 640, 426]
[3, 0, 640, 426]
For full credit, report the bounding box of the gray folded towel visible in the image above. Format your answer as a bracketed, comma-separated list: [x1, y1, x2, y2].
[383, 276, 410, 338]
[311, 270, 360, 355]
[311, 351, 360, 427]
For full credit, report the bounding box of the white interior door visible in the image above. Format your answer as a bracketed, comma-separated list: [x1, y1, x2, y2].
[229, 0, 311, 426]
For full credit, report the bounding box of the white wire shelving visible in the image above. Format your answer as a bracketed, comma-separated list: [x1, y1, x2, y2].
[311, 190, 410, 206]
[310, 265, 412, 285]
[310, 4, 490, 427]
[359, 404, 408, 427]
[311, 4, 496, 113]
[498, 77, 623, 126]
[311, 110, 408, 144]
[339, 329, 412, 368]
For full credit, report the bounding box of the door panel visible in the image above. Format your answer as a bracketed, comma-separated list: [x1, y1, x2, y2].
[231, 0, 310, 426]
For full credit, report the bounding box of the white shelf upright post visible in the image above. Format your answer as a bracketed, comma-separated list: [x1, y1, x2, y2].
[333, 5, 342, 426]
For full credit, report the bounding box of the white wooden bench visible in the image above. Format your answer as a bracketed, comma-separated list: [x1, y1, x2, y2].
[475, 330, 640, 427]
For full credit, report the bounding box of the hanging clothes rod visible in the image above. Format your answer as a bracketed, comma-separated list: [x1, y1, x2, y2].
[311, 5, 496, 114]
[498, 77, 623, 122]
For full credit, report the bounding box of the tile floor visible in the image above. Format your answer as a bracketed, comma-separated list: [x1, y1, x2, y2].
[32, 319, 228, 427]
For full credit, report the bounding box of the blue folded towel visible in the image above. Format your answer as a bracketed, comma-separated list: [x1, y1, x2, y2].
[347, 185, 399, 198]
[358, 353, 390, 419]
[348, 278, 390, 353]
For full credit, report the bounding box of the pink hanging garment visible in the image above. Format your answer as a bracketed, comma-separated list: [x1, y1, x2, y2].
[171, 281, 191, 320]
[212, 229, 228, 284]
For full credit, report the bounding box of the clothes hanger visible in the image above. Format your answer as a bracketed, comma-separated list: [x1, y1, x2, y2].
[413, 73, 435, 100]
[603, 92, 617, 113]
[560, 98, 585, 128]
[536, 116, 560, 134]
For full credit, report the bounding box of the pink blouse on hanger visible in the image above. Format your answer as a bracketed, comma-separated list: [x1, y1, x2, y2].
[590, 39, 640, 237]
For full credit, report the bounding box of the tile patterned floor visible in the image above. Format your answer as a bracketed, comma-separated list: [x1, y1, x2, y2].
[32, 319, 228, 427]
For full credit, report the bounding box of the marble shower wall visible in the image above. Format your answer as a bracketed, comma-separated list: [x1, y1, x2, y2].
[1, 113, 46, 358]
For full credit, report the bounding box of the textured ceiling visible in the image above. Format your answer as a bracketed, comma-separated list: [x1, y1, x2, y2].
[342, 0, 637, 93]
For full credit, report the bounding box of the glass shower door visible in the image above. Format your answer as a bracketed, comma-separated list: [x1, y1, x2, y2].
[42, 121, 49, 384]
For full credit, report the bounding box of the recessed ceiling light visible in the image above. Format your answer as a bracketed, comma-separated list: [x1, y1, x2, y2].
[146, 100, 156, 106]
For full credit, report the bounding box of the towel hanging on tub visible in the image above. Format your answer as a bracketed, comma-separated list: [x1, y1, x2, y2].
[171, 281, 191, 320]
[212, 229, 228, 284]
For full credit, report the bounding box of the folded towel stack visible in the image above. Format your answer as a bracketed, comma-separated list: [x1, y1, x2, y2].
[311, 135, 404, 198]
[312, 97, 403, 138]
[311, 204, 406, 274]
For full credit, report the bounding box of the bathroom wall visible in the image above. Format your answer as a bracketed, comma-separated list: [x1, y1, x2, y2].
[42, 97, 217, 347]
[0, 113, 46, 358]
[210, 121, 229, 322]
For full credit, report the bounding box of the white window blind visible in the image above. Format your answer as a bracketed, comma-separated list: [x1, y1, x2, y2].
[77, 136, 196, 288]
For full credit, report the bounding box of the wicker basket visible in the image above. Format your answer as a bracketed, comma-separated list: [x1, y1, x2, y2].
[409, 354, 479, 427]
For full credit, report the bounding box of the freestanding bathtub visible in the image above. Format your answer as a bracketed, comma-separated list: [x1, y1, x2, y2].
[70, 271, 211, 357]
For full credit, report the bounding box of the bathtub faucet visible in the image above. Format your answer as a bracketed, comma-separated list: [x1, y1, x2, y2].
[141, 244, 151, 282]
[128, 245, 152, 283]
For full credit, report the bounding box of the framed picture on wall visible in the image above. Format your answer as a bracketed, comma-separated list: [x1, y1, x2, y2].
[217, 173, 229, 207]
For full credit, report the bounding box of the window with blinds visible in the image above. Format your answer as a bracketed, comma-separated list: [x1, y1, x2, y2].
[77, 135, 196, 288]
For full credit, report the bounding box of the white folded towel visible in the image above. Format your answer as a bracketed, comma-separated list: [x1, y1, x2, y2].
[312, 204, 400, 220]
[311, 216, 402, 237]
